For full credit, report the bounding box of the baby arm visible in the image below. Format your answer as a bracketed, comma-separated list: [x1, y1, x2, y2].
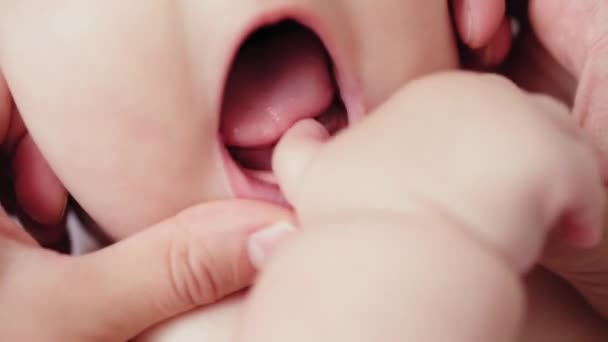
[235, 72, 605, 341]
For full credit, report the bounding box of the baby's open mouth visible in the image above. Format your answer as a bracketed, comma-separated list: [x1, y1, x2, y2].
[220, 20, 348, 205]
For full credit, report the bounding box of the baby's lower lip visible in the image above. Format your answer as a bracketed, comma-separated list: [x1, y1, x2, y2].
[244, 169, 278, 185]
[229, 145, 274, 171]
[220, 143, 289, 207]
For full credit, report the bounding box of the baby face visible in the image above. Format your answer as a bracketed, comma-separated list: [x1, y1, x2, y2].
[0, 0, 458, 239]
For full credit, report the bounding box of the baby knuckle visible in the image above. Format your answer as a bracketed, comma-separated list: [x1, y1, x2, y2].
[407, 72, 523, 119]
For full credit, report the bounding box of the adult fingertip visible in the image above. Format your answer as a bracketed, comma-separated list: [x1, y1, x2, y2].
[452, 0, 506, 49]
[452, 0, 474, 46]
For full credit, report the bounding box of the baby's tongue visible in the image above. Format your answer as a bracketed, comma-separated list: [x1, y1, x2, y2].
[220, 24, 335, 148]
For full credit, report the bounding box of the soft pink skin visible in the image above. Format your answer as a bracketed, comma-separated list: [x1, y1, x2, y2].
[273, 72, 605, 274]
[0, 199, 294, 341]
[526, 0, 608, 173]
[0, 1, 456, 340]
[2, 1, 605, 341]
[455, 0, 608, 327]
[241, 72, 606, 342]
[454, 0, 608, 164]
[0, 0, 457, 240]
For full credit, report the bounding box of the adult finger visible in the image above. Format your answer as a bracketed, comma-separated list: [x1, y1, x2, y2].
[1, 200, 295, 341]
[463, 17, 513, 69]
[527, 0, 608, 165]
[451, 0, 506, 49]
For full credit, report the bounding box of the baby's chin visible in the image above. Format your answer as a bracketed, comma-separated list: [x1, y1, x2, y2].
[135, 292, 247, 342]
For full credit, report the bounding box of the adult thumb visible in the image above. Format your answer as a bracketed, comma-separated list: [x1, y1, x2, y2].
[57, 200, 294, 341]
[573, 55, 608, 170]
[451, 0, 505, 49]
[528, 0, 608, 167]
[272, 119, 329, 205]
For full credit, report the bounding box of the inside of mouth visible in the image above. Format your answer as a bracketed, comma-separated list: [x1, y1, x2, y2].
[220, 20, 347, 174]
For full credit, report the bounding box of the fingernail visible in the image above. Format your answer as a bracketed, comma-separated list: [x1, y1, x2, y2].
[248, 221, 296, 270]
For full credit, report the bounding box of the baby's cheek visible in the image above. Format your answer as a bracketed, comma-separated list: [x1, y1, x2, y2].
[83, 133, 230, 240]
[352, 0, 459, 109]
[0, 2, 234, 239]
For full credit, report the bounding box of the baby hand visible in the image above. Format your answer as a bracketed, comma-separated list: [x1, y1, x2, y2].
[274, 71, 604, 273]
[234, 72, 604, 342]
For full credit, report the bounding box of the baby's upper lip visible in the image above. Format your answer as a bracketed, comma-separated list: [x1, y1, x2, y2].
[219, 21, 336, 149]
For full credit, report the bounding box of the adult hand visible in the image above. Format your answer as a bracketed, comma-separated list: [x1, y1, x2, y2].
[452, 0, 608, 321]
[0, 198, 293, 341]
